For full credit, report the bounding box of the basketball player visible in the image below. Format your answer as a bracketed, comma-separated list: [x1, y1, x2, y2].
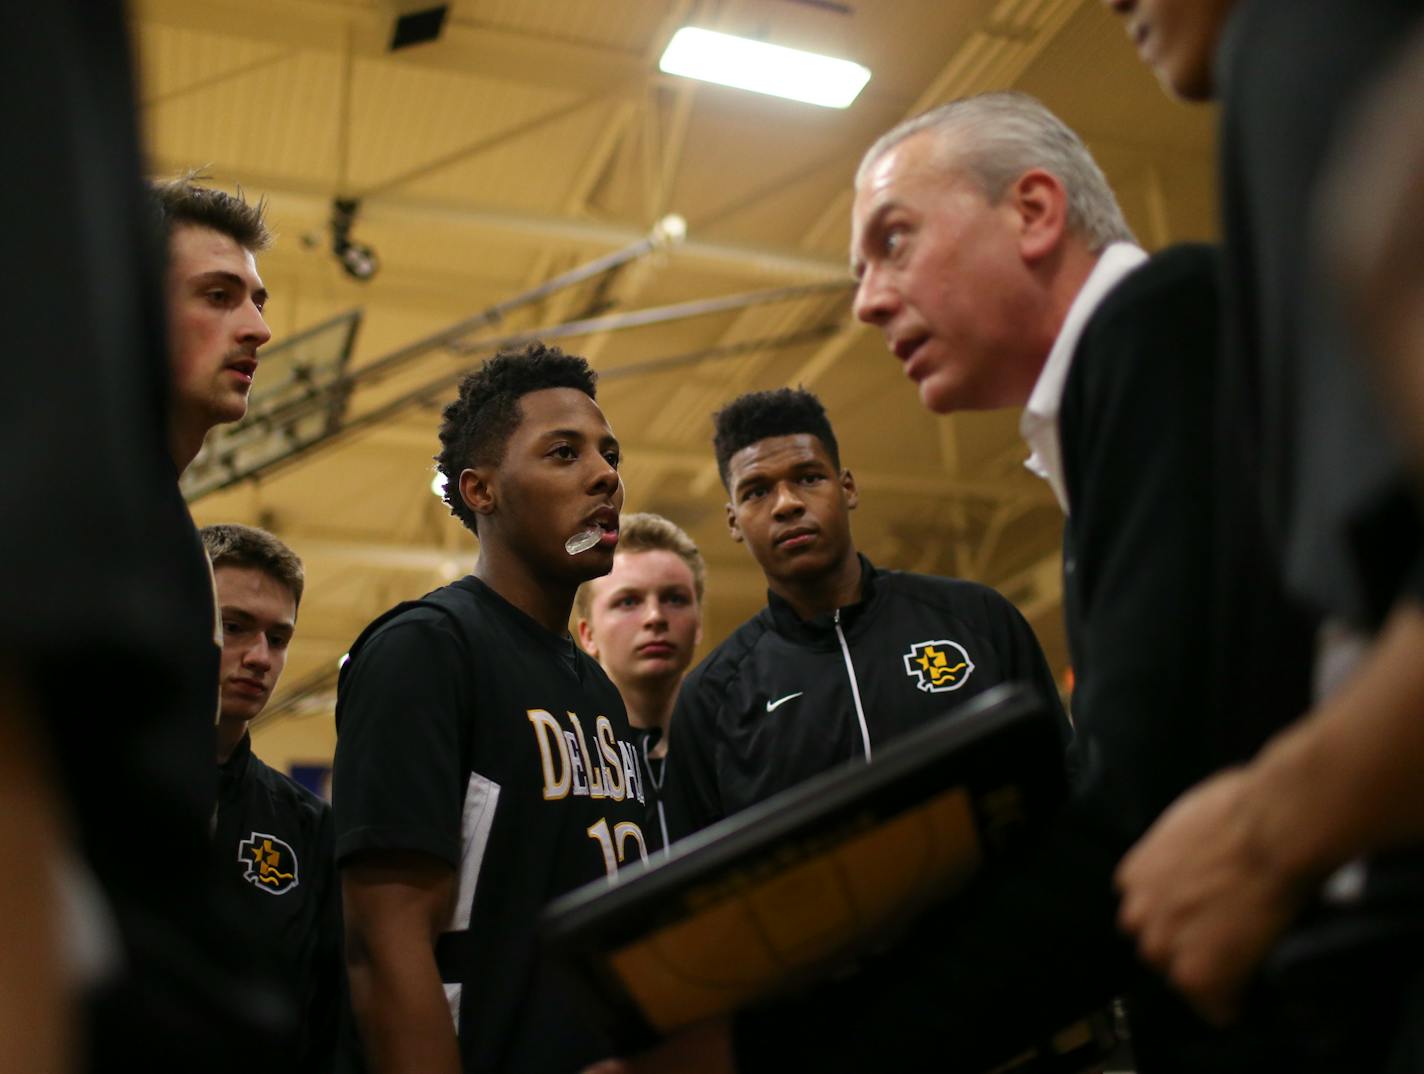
[575, 512, 706, 850]
[659, 387, 1066, 843]
[334, 342, 651, 1073]
[149, 174, 272, 472]
[202, 524, 339, 1072]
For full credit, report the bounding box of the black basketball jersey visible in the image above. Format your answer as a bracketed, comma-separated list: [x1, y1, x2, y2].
[334, 575, 649, 1073]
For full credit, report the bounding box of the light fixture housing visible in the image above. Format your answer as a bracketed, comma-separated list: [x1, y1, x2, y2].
[331, 198, 380, 282]
[658, 27, 870, 109]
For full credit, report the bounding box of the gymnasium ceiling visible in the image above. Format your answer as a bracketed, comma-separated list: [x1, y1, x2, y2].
[131, 0, 1217, 736]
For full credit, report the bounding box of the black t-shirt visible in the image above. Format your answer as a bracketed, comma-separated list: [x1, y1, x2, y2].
[334, 576, 650, 1074]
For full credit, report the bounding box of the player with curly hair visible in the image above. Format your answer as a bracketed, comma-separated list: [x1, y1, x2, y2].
[334, 341, 651, 1073]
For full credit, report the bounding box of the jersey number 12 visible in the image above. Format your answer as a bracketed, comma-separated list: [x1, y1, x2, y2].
[587, 818, 648, 879]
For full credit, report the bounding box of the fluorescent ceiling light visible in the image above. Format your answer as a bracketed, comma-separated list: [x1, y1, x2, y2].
[659, 27, 870, 109]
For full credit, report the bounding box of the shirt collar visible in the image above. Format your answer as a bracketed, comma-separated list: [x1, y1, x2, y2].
[766, 554, 878, 640]
[1019, 242, 1147, 514]
[218, 730, 253, 797]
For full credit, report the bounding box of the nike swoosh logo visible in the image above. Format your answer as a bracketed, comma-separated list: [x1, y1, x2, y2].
[765, 692, 804, 713]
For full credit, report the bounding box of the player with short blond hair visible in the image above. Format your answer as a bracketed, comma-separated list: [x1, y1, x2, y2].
[576, 512, 706, 849]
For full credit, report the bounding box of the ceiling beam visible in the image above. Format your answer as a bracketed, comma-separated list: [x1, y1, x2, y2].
[797, 0, 1093, 257]
[679, 312, 863, 497]
[139, 46, 300, 109]
[144, 164, 850, 282]
[134, 0, 647, 94]
[359, 89, 620, 197]
[986, 548, 1064, 624]
[564, 99, 638, 220]
[365, 425, 1026, 504]
[289, 534, 771, 590]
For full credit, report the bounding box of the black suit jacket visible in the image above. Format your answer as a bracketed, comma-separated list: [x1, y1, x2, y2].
[1062, 244, 1312, 844]
[1063, 245, 1321, 1071]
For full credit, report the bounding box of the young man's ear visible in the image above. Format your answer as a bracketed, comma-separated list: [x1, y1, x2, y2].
[840, 469, 859, 511]
[575, 617, 598, 659]
[459, 467, 496, 519]
[1010, 168, 1069, 264]
[725, 501, 743, 543]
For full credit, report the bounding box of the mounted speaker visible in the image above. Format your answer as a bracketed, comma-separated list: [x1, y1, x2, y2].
[379, 2, 449, 51]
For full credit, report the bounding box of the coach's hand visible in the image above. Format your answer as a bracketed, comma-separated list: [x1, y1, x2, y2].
[1113, 766, 1311, 1025]
[582, 1019, 735, 1074]
[1118, 603, 1424, 1024]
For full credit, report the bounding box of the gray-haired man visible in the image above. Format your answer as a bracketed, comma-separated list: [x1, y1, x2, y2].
[594, 92, 1269, 1074]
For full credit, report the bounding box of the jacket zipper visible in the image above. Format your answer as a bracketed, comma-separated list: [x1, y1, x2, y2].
[834, 608, 873, 761]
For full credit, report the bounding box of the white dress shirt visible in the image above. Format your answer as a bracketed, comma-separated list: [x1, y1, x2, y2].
[1020, 242, 1148, 514]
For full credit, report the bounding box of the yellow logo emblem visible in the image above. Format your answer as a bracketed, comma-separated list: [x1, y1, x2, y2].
[903, 640, 974, 693]
[239, 832, 299, 895]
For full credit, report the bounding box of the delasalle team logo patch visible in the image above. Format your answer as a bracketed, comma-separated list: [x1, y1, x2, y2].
[903, 639, 974, 693]
[239, 832, 299, 895]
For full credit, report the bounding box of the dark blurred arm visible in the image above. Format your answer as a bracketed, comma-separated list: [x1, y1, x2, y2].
[0, 670, 73, 1074]
[343, 850, 460, 1074]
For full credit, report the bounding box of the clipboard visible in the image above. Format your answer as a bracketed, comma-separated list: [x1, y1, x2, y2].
[542, 684, 1068, 1048]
